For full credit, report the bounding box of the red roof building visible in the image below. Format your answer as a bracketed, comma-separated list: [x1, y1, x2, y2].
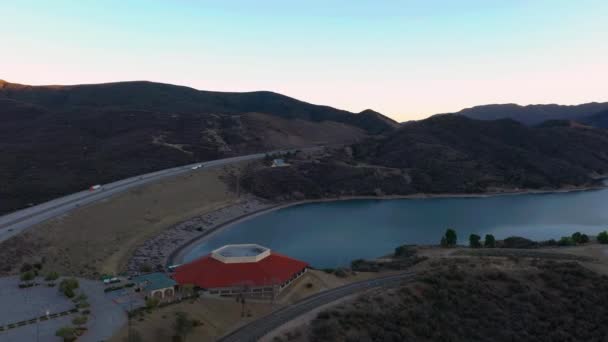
[173, 244, 308, 296]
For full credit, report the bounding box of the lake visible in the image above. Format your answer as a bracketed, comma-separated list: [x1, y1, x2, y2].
[184, 187, 608, 268]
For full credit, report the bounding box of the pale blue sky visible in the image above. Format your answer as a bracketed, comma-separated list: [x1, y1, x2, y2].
[2, 0, 607, 120]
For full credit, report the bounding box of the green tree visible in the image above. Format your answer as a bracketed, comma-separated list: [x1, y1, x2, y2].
[174, 312, 194, 341]
[598, 231, 608, 244]
[64, 287, 75, 298]
[571, 232, 583, 244]
[59, 278, 79, 298]
[20, 271, 35, 282]
[469, 234, 482, 248]
[441, 229, 457, 247]
[558, 236, 575, 246]
[484, 234, 496, 248]
[55, 326, 77, 342]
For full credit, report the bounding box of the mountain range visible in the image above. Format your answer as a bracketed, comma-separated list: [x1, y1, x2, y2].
[455, 102, 608, 126]
[243, 115, 608, 200]
[0, 80, 398, 214]
[1, 79, 607, 214]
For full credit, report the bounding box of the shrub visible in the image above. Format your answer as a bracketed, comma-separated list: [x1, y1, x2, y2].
[484, 234, 496, 248]
[598, 231, 608, 244]
[55, 326, 77, 342]
[441, 229, 457, 247]
[351, 259, 366, 269]
[334, 268, 348, 278]
[20, 271, 35, 282]
[64, 287, 75, 298]
[394, 245, 416, 257]
[76, 301, 90, 309]
[558, 237, 576, 246]
[540, 239, 557, 246]
[45, 271, 59, 281]
[59, 278, 79, 298]
[571, 232, 589, 244]
[72, 316, 88, 326]
[501, 236, 538, 249]
[469, 234, 482, 248]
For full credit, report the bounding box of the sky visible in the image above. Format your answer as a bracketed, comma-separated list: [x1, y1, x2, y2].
[1, 1, 607, 121]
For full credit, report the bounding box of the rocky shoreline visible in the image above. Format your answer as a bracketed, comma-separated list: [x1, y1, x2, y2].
[126, 196, 274, 275]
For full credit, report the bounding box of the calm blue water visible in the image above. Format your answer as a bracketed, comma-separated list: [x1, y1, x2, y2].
[184, 187, 608, 268]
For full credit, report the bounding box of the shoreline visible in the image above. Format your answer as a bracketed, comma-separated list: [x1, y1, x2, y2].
[165, 183, 607, 267]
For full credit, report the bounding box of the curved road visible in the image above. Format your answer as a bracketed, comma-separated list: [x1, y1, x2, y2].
[0, 148, 314, 243]
[219, 271, 416, 342]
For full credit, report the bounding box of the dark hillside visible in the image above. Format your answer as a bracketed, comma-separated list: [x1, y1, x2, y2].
[0, 80, 397, 214]
[456, 102, 608, 125]
[581, 109, 608, 128]
[243, 115, 608, 200]
[306, 259, 608, 342]
[0, 80, 398, 132]
[363, 115, 608, 192]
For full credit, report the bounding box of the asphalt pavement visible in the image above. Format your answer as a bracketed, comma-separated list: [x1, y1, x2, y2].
[0, 148, 316, 243]
[219, 271, 416, 342]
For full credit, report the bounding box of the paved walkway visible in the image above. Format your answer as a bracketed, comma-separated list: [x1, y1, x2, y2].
[78, 279, 127, 342]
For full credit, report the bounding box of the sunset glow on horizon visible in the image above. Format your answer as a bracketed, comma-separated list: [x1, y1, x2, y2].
[2, 0, 607, 121]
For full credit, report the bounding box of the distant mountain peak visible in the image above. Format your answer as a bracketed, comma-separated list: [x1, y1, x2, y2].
[456, 102, 608, 126]
[358, 109, 381, 115]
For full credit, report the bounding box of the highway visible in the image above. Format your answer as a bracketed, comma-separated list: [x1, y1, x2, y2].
[0, 148, 309, 243]
[219, 271, 416, 342]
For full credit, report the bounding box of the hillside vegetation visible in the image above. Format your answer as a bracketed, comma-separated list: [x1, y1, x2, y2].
[305, 259, 608, 342]
[581, 109, 608, 128]
[0, 80, 397, 214]
[243, 115, 608, 200]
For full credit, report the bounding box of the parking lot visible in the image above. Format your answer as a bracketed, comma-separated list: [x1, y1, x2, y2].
[0, 276, 127, 342]
[0, 276, 76, 341]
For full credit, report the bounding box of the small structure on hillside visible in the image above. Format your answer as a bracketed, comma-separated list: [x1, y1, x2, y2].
[132, 272, 177, 300]
[271, 159, 289, 167]
[173, 244, 308, 297]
